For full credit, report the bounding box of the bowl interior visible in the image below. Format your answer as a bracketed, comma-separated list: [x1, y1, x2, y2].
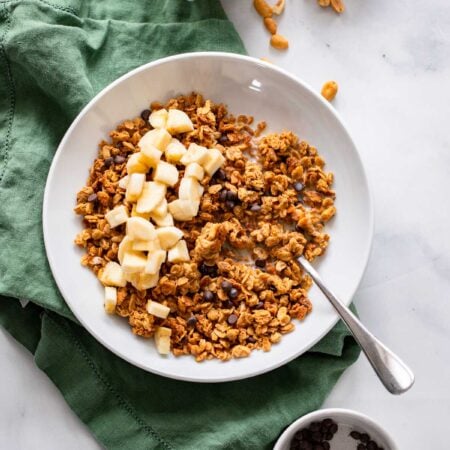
[43, 53, 373, 382]
[274, 409, 397, 450]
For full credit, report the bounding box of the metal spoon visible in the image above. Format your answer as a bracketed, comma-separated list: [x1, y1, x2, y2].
[297, 257, 415, 395]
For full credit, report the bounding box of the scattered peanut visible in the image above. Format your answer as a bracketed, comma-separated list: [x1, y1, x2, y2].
[264, 17, 278, 35]
[321, 81, 338, 102]
[331, 0, 345, 13]
[270, 34, 289, 50]
[317, 0, 331, 7]
[253, 0, 273, 18]
[271, 0, 286, 15]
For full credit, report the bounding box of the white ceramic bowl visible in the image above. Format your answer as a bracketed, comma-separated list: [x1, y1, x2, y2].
[274, 408, 398, 450]
[43, 52, 373, 382]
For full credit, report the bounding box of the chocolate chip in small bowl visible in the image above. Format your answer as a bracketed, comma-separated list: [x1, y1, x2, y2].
[274, 409, 397, 450]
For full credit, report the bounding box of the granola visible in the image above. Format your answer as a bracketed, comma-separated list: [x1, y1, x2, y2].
[74, 93, 336, 362]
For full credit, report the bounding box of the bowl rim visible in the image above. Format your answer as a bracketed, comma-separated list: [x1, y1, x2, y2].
[274, 407, 398, 450]
[43, 51, 374, 382]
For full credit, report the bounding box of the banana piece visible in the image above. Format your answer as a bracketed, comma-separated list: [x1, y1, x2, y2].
[132, 239, 161, 252]
[151, 212, 174, 227]
[99, 262, 127, 287]
[154, 327, 172, 355]
[166, 109, 194, 135]
[131, 272, 159, 291]
[149, 108, 168, 129]
[136, 181, 167, 213]
[125, 173, 145, 202]
[202, 148, 225, 176]
[165, 138, 187, 163]
[167, 240, 190, 263]
[104, 286, 117, 314]
[139, 128, 172, 152]
[121, 251, 147, 274]
[155, 226, 184, 250]
[145, 249, 167, 274]
[147, 300, 170, 319]
[184, 163, 204, 181]
[168, 198, 199, 221]
[180, 143, 209, 166]
[118, 175, 129, 189]
[105, 205, 129, 228]
[152, 198, 168, 218]
[178, 177, 203, 201]
[126, 152, 148, 174]
[131, 204, 151, 220]
[118, 235, 133, 264]
[139, 144, 162, 168]
[153, 161, 179, 187]
[126, 217, 156, 241]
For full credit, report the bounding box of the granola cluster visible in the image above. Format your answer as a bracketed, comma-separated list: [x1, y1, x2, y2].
[74, 93, 336, 361]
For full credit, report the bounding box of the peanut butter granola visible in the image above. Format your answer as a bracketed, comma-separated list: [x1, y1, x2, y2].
[74, 93, 336, 362]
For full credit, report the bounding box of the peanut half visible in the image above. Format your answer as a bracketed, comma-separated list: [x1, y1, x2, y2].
[270, 34, 289, 50]
[253, 0, 273, 18]
[331, 0, 345, 13]
[272, 0, 286, 15]
[264, 17, 278, 35]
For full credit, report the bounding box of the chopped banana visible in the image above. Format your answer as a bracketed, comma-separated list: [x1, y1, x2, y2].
[136, 181, 167, 213]
[168, 198, 199, 221]
[166, 109, 194, 135]
[184, 163, 204, 181]
[121, 251, 147, 274]
[165, 138, 187, 163]
[99, 262, 127, 287]
[153, 161, 179, 187]
[131, 272, 159, 291]
[154, 327, 172, 355]
[178, 177, 202, 201]
[105, 205, 129, 228]
[147, 300, 170, 319]
[125, 173, 145, 202]
[139, 128, 172, 152]
[167, 240, 190, 263]
[145, 249, 167, 274]
[131, 204, 151, 220]
[139, 144, 162, 168]
[151, 212, 174, 227]
[149, 108, 168, 129]
[202, 148, 225, 176]
[132, 239, 161, 252]
[155, 226, 184, 250]
[180, 143, 209, 166]
[104, 286, 117, 314]
[118, 235, 133, 264]
[126, 217, 156, 241]
[126, 152, 148, 174]
[118, 175, 129, 189]
[152, 198, 168, 218]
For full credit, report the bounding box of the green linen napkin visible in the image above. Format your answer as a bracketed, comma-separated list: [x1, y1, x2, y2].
[0, 1, 360, 449]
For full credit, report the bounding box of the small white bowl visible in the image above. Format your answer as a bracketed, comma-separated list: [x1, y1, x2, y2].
[274, 408, 398, 450]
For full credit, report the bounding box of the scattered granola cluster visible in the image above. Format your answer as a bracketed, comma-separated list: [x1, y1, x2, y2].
[74, 93, 336, 362]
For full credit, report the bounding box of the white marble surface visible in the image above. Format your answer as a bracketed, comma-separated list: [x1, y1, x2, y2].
[1, 1, 450, 448]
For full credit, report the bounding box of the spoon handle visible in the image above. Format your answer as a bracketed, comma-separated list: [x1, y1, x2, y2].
[297, 258, 415, 395]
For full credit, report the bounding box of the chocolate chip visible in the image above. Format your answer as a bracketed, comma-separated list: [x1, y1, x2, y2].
[367, 441, 377, 450]
[223, 300, 234, 309]
[186, 316, 197, 326]
[219, 190, 228, 201]
[322, 443, 330, 450]
[295, 224, 303, 232]
[104, 157, 114, 167]
[215, 168, 226, 180]
[360, 434, 370, 444]
[203, 290, 215, 302]
[229, 288, 239, 299]
[114, 155, 126, 164]
[255, 258, 266, 268]
[199, 262, 217, 277]
[225, 200, 235, 209]
[313, 445, 324, 450]
[218, 134, 229, 144]
[294, 182, 304, 192]
[226, 190, 238, 202]
[87, 193, 97, 202]
[310, 422, 320, 432]
[329, 423, 338, 434]
[299, 442, 312, 450]
[250, 203, 261, 212]
[324, 433, 333, 441]
[255, 301, 264, 309]
[140, 109, 151, 121]
[357, 444, 367, 450]
[227, 314, 238, 325]
[350, 431, 361, 440]
[221, 280, 232, 293]
[322, 418, 333, 428]
[311, 431, 322, 443]
[248, 336, 256, 343]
